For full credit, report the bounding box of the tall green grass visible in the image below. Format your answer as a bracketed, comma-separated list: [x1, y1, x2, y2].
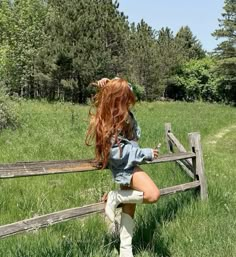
[0, 100, 235, 257]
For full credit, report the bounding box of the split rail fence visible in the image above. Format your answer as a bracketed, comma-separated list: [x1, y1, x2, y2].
[0, 123, 207, 239]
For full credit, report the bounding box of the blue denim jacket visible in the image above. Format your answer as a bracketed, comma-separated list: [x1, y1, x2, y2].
[108, 111, 153, 185]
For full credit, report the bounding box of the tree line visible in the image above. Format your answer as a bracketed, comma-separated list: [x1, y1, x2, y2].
[0, 0, 235, 104]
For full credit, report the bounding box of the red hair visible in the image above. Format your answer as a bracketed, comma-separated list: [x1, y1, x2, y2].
[86, 78, 136, 168]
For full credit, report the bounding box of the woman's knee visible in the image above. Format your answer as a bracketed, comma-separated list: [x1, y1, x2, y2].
[144, 188, 160, 203]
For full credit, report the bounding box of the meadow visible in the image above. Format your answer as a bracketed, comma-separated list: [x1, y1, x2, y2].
[0, 100, 235, 257]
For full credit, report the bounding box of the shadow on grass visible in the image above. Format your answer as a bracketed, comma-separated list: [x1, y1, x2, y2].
[105, 190, 198, 257]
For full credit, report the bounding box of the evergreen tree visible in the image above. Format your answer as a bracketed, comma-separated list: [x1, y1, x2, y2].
[212, 0, 236, 104]
[126, 20, 159, 100]
[35, 0, 129, 102]
[156, 27, 184, 97]
[0, 0, 214, 103]
[175, 26, 205, 60]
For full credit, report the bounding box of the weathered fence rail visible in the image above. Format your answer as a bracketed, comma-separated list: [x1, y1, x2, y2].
[0, 181, 200, 239]
[0, 152, 195, 179]
[0, 123, 207, 239]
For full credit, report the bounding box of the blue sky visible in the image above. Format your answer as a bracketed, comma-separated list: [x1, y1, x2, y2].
[118, 0, 224, 52]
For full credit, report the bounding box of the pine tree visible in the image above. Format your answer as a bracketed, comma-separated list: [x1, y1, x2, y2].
[35, 0, 129, 103]
[212, 0, 236, 103]
[175, 26, 205, 60]
[156, 27, 183, 97]
[126, 20, 159, 100]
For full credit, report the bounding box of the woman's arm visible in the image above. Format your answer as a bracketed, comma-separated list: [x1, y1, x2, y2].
[125, 144, 158, 166]
[110, 143, 158, 169]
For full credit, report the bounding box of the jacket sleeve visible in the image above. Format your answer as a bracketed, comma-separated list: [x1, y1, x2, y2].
[123, 143, 153, 169]
[109, 141, 153, 171]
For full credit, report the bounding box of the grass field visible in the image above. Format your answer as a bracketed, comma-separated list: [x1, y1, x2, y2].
[0, 100, 236, 257]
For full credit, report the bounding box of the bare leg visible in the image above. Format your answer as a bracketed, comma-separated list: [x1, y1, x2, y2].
[130, 166, 160, 203]
[120, 166, 160, 217]
[104, 166, 160, 223]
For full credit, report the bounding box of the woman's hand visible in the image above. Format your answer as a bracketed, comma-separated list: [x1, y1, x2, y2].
[152, 149, 159, 159]
[97, 78, 110, 88]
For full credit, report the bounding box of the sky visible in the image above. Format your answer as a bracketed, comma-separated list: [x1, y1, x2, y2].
[118, 0, 224, 52]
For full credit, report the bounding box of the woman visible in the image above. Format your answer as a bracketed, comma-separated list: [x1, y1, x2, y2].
[86, 77, 160, 257]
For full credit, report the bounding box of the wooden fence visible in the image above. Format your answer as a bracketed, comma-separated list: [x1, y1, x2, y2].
[0, 123, 207, 239]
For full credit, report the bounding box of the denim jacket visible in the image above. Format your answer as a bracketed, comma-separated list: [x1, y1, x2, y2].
[108, 111, 153, 184]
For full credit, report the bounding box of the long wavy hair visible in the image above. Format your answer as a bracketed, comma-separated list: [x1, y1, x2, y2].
[86, 78, 136, 168]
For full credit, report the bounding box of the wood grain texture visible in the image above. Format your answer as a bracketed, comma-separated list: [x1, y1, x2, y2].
[167, 132, 193, 165]
[176, 160, 195, 179]
[165, 128, 194, 178]
[0, 152, 196, 179]
[189, 132, 208, 200]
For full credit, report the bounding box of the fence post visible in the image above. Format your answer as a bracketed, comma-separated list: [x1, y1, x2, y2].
[188, 132, 208, 200]
[165, 123, 173, 153]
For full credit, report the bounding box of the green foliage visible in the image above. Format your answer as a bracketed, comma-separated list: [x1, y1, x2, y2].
[155, 27, 185, 97]
[166, 57, 219, 102]
[0, 85, 18, 131]
[212, 0, 236, 104]
[125, 25, 200, 101]
[0, 0, 207, 103]
[175, 26, 206, 60]
[125, 20, 160, 100]
[132, 83, 145, 101]
[0, 0, 47, 96]
[34, 0, 130, 102]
